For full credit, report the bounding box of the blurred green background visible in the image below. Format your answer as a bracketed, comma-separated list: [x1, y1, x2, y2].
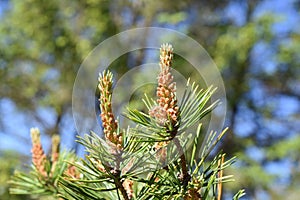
[0, 0, 299, 199]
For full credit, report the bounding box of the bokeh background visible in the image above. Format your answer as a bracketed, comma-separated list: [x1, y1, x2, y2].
[0, 0, 299, 199]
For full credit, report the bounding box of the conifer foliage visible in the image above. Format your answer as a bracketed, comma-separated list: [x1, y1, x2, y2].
[10, 44, 244, 199]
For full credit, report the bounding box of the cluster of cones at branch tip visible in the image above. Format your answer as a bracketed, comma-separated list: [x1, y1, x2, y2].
[27, 43, 178, 199]
[30, 128, 79, 180]
[10, 43, 245, 200]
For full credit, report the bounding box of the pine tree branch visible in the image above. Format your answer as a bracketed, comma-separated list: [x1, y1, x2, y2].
[9, 42, 244, 200]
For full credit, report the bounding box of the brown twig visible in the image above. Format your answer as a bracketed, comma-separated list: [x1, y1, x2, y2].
[217, 154, 225, 200]
[174, 137, 190, 187]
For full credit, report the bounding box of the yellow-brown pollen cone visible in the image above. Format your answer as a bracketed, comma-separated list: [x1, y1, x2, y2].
[98, 70, 123, 149]
[30, 128, 47, 177]
[149, 43, 179, 126]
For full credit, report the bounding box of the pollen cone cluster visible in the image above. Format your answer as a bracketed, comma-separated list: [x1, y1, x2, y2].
[30, 128, 47, 177]
[149, 43, 180, 163]
[98, 70, 122, 149]
[149, 43, 179, 126]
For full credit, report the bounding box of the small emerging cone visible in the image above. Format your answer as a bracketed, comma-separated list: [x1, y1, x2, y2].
[65, 164, 80, 179]
[184, 178, 201, 199]
[91, 158, 106, 173]
[30, 127, 47, 177]
[184, 188, 201, 200]
[154, 141, 168, 165]
[123, 179, 134, 199]
[50, 135, 60, 176]
[98, 70, 123, 149]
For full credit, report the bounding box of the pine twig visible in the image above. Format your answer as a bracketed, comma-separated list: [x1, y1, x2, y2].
[217, 154, 225, 200]
[115, 177, 129, 200]
[174, 137, 190, 188]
